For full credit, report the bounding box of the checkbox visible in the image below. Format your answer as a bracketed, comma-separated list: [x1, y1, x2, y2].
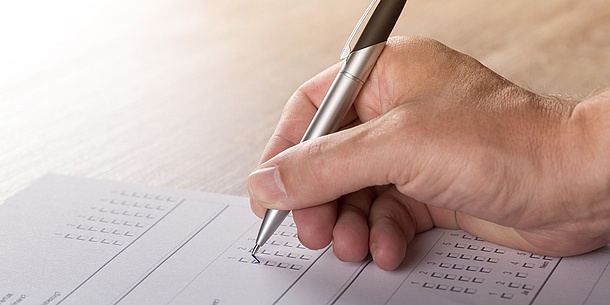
[472, 277, 484, 284]
[523, 263, 535, 268]
[444, 274, 457, 280]
[277, 263, 290, 268]
[436, 284, 449, 291]
[458, 276, 471, 282]
[501, 293, 514, 299]
[290, 264, 302, 270]
[509, 282, 520, 288]
[453, 264, 465, 270]
[464, 288, 477, 294]
[450, 286, 463, 292]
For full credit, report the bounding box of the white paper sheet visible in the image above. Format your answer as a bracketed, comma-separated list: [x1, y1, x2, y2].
[1, 174, 609, 305]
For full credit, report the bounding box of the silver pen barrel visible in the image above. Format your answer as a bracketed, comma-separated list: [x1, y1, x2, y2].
[302, 42, 385, 141]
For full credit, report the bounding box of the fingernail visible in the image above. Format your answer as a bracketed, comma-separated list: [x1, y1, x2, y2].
[370, 243, 378, 260]
[248, 166, 287, 204]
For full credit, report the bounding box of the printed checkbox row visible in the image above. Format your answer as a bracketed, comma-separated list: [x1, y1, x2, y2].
[508, 282, 534, 290]
[117, 191, 179, 202]
[237, 257, 303, 270]
[268, 240, 307, 249]
[430, 272, 485, 283]
[453, 243, 506, 254]
[422, 282, 476, 294]
[74, 225, 136, 237]
[273, 231, 299, 238]
[279, 221, 297, 228]
[460, 234, 485, 242]
[446, 253, 499, 263]
[94, 207, 157, 219]
[529, 253, 554, 260]
[473, 256, 499, 263]
[263, 261, 303, 270]
[259, 249, 312, 260]
[64, 233, 125, 246]
[108, 199, 168, 211]
[86, 216, 147, 228]
[438, 263, 492, 273]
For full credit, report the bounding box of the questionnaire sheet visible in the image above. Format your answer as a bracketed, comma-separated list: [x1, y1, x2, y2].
[1, 175, 609, 305]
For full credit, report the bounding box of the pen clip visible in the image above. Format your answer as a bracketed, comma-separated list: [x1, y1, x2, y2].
[340, 0, 381, 60]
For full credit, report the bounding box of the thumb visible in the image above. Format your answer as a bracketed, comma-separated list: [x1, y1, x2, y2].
[247, 110, 414, 211]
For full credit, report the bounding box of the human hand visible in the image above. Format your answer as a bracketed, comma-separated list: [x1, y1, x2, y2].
[248, 36, 610, 270]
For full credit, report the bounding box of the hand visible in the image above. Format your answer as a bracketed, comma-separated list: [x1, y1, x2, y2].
[247, 36, 610, 270]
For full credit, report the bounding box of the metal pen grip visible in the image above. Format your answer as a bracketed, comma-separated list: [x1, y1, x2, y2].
[301, 42, 386, 142]
[301, 72, 363, 141]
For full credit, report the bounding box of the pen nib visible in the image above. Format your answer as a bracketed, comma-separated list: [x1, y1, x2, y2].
[251, 244, 261, 264]
[251, 244, 260, 256]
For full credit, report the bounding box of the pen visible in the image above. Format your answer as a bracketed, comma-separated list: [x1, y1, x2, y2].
[251, 0, 407, 257]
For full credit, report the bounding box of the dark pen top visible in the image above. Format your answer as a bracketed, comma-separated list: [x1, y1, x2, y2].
[353, 0, 407, 52]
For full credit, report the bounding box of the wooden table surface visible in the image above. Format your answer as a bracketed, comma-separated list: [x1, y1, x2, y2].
[1, 0, 609, 203]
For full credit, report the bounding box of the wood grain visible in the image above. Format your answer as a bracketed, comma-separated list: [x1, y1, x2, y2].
[0, 0, 608, 203]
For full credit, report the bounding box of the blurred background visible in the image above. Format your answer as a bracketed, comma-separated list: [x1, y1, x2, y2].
[0, 0, 609, 203]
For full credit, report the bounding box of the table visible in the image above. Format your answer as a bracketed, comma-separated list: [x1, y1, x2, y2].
[1, 0, 609, 203]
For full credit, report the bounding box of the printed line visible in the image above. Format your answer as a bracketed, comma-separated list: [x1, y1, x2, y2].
[165, 214, 262, 304]
[383, 231, 446, 304]
[581, 258, 610, 305]
[111, 205, 230, 305]
[328, 258, 374, 304]
[528, 257, 563, 305]
[272, 245, 333, 305]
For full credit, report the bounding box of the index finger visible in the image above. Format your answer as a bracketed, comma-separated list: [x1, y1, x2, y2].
[258, 62, 357, 164]
[250, 62, 353, 217]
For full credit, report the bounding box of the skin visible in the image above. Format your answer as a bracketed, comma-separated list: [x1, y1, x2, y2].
[247, 36, 610, 271]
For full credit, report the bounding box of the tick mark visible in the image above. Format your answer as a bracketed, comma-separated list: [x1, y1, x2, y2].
[252, 254, 261, 264]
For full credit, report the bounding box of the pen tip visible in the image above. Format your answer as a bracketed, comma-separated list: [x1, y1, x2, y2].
[251, 244, 260, 256]
[251, 244, 261, 264]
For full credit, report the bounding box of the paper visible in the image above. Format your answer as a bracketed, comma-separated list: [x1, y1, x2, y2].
[1, 174, 609, 305]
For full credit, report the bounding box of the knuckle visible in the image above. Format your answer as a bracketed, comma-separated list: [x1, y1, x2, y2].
[300, 140, 331, 190]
